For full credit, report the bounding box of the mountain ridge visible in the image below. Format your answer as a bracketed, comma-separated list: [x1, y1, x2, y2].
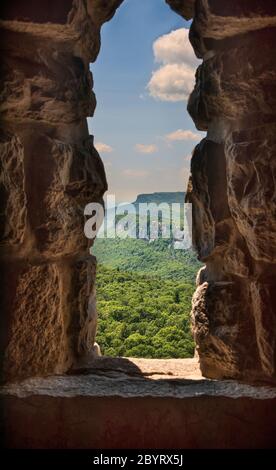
[133, 192, 185, 205]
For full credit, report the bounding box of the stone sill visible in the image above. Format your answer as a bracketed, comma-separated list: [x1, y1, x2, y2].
[1, 357, 276, 400]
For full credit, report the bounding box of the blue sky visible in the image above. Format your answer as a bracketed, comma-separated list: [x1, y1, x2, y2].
[88, 0, 203, 202]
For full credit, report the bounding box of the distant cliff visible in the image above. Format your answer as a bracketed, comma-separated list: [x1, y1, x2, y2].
[133, 192, 185, 205]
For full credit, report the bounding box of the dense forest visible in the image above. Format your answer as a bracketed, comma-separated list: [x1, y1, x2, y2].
[93, 237, 201, 358]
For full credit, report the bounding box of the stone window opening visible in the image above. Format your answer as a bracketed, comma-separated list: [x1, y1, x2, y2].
[83, 0, 202, 366]
[0, 0, 276, 450]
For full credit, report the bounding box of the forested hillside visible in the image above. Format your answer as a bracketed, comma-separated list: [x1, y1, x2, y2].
[93, 237, 201, 358]
[93, 238, 200, 282]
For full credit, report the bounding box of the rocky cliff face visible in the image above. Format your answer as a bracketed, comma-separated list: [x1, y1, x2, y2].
[167, 0, 276, 383]
[0, 0, 123, 381]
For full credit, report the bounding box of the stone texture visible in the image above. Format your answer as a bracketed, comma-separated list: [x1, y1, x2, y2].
[188, 30, 276, 130]
[167, 0, 276, 383]
[1, 0, 276, 388]
[165, 0, 195, 20]
[1, 358, 276, 448]
[0, 1, 123, 382]
[226, 125, 276, 263]
[72, 356, 203, 380]
[0, 0, 275, 450]
[3, 393, 276, 448]
[191, 281, 265, 382]
[0, 255, 98, 382]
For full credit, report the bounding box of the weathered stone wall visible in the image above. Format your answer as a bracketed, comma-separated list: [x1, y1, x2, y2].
[166, 0, 276, 383]
[0, 0, 123, 381]
[1, 357, 276, 449]
[1, 0, 275, 385]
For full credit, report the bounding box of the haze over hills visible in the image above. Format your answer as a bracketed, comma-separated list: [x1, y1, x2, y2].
[94, 191, 197, 280]
[106, 191, 186, 213]
[98, 191, 191, 247]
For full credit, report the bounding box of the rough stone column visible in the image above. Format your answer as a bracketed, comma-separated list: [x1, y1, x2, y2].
[167, 0, 276, 383]
[0, 0, 123, 382]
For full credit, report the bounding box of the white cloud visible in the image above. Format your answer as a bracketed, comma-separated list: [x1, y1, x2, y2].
[165, 129, 200, 142]
[147, 28, 201, 102]
[123, 169, 149, 178]
[95, 142, 113, 153]
[135, 143, 158, 154]
[153, 28, 198, 68]
[148, 64, 195, 102]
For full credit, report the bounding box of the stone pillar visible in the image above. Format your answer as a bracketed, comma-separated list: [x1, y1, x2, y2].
[0, 0, 123, 381]
[167, 0, 276, 383]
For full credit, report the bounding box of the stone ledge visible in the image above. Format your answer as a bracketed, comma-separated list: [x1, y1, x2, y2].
[72, 356, 203, 379]
[1, 358, 276, 400]
[2, 359, 276, 448]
